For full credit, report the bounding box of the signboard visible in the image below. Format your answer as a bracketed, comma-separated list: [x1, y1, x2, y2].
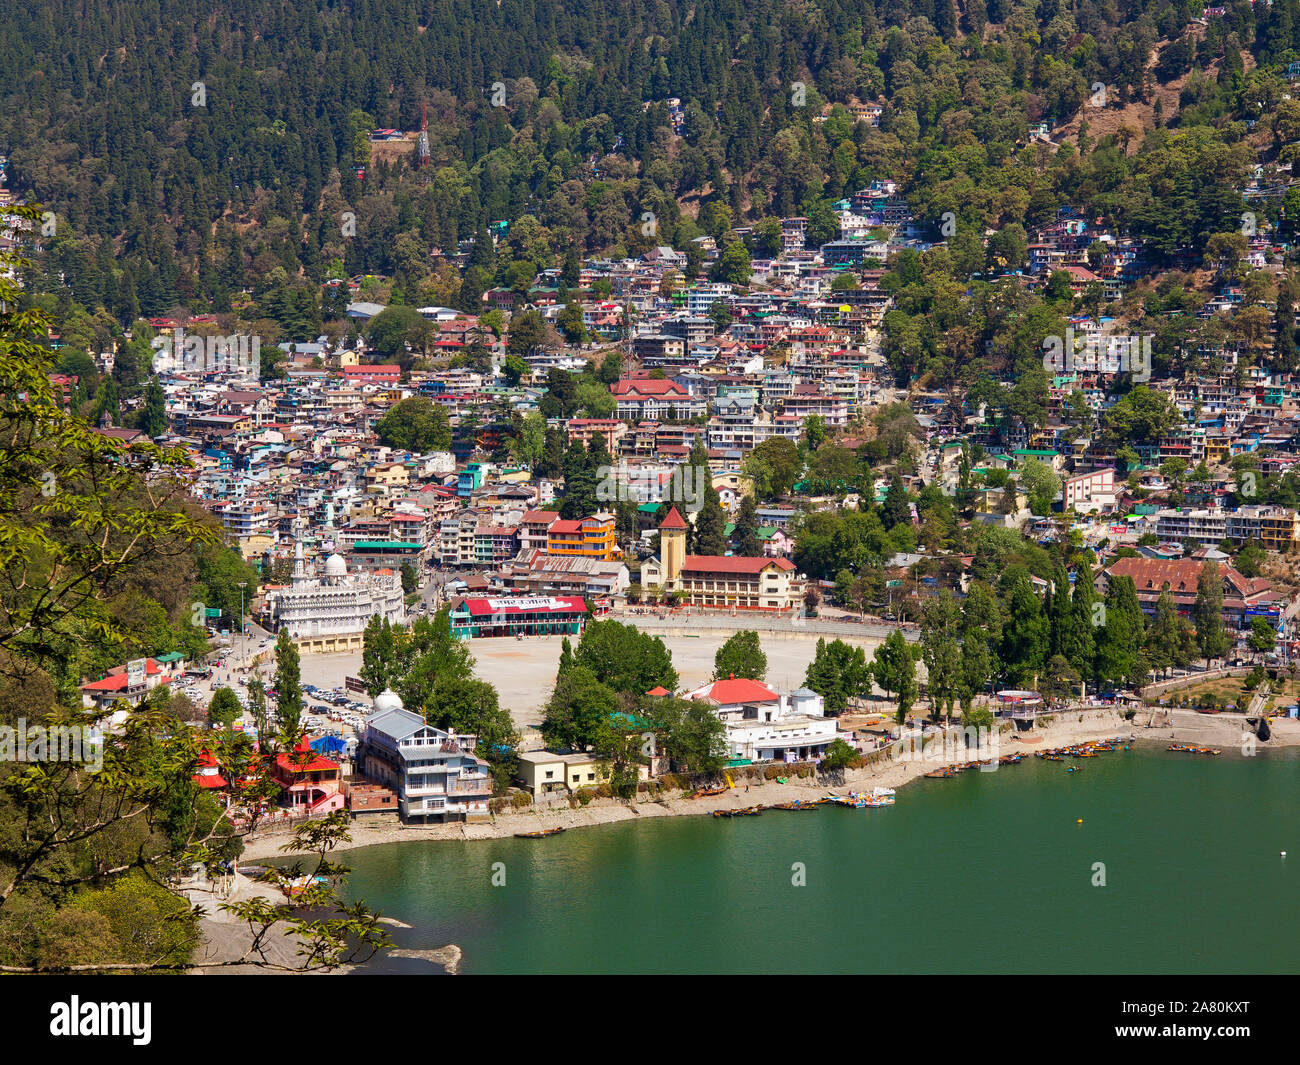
[344, 676, 367, 694]
[126, 658, 146, 689]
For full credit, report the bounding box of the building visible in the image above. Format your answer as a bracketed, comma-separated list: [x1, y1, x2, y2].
[270, 739, 346, 815]
[610, 378, 704, 419]
[1063, 468, 1117, 514]
[264, 539, 405, 653]
[518, 509, 560, 553]
[547, 513, 617, 560]
[357, 691, 492, 822]
[681, 677, 839, 763]
[640, 507, 802, 610]
[1101, 556, 1280, 630]
[516, 749, 647, 795]
[1154, 505, 1300, 551]
[499, 550, 629, 598]
[448, 595, 590, 638]
[80, 657, 171, 714]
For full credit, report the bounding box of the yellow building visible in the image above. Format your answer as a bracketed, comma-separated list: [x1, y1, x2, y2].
[516, 750, 647, 794]
[641, 506, 801, 610]
[546, 513, 618, 560]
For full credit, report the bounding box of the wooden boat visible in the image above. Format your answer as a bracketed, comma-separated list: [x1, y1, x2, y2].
[514, 826, 567, 838]
[770, 800, 821, 811]
[692, 784, 728, 799]
[1166, 743, 1221, 756]
[925, 768, 956, 778]
[713, 805, 763, 818]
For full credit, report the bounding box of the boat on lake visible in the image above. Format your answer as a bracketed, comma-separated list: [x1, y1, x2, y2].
[713, 805, 763, 818]
[515, 827, 567, 838]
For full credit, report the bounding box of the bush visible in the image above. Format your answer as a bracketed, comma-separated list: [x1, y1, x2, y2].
[510, 791, 532, 809]
[575, 788, 594, 805]
[489, 797, 508, 814]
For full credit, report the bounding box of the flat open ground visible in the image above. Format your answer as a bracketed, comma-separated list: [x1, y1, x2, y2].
[299, 630, 886, 734]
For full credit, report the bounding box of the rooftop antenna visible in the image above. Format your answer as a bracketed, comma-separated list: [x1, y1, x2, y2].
[416, 101, 430, 169]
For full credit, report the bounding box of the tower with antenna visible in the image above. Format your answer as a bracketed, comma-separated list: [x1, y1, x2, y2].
[416, 101, 430, 169]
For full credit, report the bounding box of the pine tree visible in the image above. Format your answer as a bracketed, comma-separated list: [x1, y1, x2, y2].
[1048, 566, 1072, 659]
[692, 486, 728, 555]
[880, 473, 911, 530]
[274, 628, 303, 744]
[1194, 561, 1231, 663]
[1065, 569, 1098, 685]
[1001, 573, 1048, 688]
[732, 494, 762, 556]
[139, 377, 167, 437]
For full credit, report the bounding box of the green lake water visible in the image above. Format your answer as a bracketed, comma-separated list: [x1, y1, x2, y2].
[340, 746, 1299, 974]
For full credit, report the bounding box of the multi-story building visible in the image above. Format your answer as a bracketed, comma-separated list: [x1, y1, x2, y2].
[547, 513, 617, 560]
[264, 545, 405, 652]
[1062, 468, 1116, 514]
[681, 677, 839, 763]
[358, 695, 492, 823]
[518, 509, 559, 554]
[640, 507, 802, 610]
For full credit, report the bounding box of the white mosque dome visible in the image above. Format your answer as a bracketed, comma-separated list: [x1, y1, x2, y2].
[324, 553, 348, 578]
[373, 688, 403, 713]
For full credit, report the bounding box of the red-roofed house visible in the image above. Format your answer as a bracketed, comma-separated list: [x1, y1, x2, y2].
[80, 658, 171, 711]
[682, 676, 836, 763]
[193, 751, 228, 790]
[271, 739, 346, 814]
[610, 378, 704, 419]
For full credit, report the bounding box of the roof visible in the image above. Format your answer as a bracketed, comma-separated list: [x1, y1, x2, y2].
[274, 739, 340, 775]
[681, 555, 796, 574]
[646, 686, 670, 696]
[521, 509, 560, 524]
[366, 707, 428, 740]
[610, 379, 690, 399]
[1104, 556, 1265, 597]
[81, 659, 167, 691]
[659, 506, 688, 530]
[698, 677, 779, 704]
[460, 595, 587, 616]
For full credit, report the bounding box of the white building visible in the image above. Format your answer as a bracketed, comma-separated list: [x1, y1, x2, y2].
[681, 677, 840, 763]
[265, 538, 405, 641]
[358, 691, 492, 822]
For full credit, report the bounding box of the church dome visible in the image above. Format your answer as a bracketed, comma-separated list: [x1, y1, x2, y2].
[373, 687, 403, 713]
[323, 553, 347, 578]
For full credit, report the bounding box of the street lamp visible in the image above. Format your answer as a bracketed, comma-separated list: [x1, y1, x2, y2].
[237, 581, 247, 669]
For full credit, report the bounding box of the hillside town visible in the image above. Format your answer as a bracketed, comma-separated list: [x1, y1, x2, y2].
[26, 170, 1300, 830]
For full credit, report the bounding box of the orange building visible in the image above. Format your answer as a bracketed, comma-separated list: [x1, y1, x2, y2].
[547, 513, 618, 560]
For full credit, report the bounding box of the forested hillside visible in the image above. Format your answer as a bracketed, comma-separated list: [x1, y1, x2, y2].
[5, 0, 1300, 342]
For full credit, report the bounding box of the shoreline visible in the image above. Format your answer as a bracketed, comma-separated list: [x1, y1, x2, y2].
[242, 707, 1215, 861]
[241, 707, 1298, 863]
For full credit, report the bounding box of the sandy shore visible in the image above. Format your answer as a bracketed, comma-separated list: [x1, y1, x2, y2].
[241, 708, 1176, 861]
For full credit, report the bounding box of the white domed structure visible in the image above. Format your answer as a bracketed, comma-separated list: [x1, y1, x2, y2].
[373, 688, 403, 714]
[324, 553, 348, 578]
